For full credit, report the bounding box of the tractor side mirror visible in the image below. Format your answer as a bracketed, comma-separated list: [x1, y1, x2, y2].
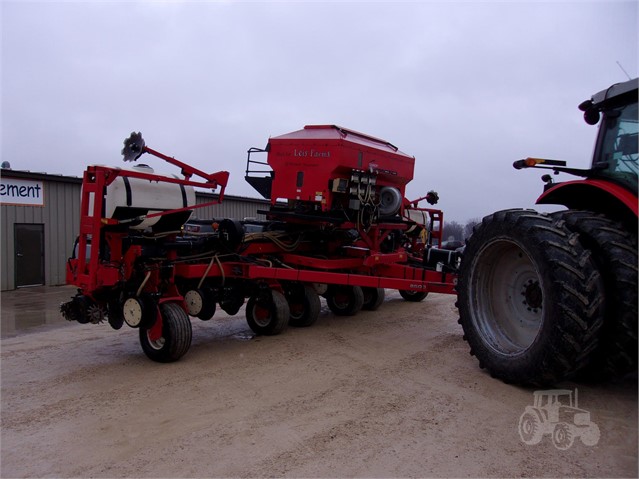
[579, 100, 600, 125]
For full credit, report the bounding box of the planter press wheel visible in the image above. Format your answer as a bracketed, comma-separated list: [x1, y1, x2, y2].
[184, 287, 216, 321]
[107, 295, 124, 330]
[246, 289, 290, 336]
[122, 295, 157, 329]
[326, 285, 364, 316]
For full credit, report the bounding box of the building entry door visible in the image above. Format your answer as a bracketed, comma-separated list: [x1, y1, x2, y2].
[15, 224, 44, 287]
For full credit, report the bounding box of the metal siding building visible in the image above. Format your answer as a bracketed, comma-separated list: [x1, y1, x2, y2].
[194, 192, 268, 222]
[1, 171, 82, 291]
[1, 169, 269, 291]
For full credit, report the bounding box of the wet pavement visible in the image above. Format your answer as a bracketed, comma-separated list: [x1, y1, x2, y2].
[0, 285, 77, 338]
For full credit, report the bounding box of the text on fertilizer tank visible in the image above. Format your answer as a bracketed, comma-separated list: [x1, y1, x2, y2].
[0, 178, 44, 206]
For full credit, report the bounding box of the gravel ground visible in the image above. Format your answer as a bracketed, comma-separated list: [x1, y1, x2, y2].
[1, 289, 637, 478]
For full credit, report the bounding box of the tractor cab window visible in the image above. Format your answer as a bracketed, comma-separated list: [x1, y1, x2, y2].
[541, 395, 553, 408]
[594, 101, 638, 191]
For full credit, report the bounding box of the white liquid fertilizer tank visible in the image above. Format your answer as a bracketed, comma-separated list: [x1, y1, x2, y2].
[87, 164, 196, 232]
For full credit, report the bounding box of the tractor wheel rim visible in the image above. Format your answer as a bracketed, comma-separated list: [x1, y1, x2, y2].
[470, 239, 543, 356]
[523, 419, 532, 435]
[553, 424, 572, 449]
[520, 414, 537, 439]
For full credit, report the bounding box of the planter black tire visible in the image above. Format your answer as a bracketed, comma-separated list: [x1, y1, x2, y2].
[362, 287, 385, 311]
[246, 289, 290, 336]
[196, 287, 217, 321]
[326, 285, 364, 316]
[107, 296, 124, 330]
[399, 290, 428, 302]
[457, 209, 605, 386]
[139, 302, 192, 363]
[287, 284, 321, 327]
[552, 210, 638, 379]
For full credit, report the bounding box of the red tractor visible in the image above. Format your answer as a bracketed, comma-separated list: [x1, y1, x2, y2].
[458, 78, 638, 385]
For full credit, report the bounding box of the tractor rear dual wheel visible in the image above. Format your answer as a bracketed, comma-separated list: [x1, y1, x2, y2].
[457, 209, 605, 386]
[552, 210, 638, 379]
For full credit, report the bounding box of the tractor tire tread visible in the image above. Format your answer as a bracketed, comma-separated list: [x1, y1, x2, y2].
[552, 210, 638, 379]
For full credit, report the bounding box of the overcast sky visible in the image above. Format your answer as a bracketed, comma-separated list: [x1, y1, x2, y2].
[2, 0, 637, 223]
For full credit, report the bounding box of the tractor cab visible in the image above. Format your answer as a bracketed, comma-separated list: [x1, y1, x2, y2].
[587, 82, 638, 194]
[512, 78, 638, 230]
